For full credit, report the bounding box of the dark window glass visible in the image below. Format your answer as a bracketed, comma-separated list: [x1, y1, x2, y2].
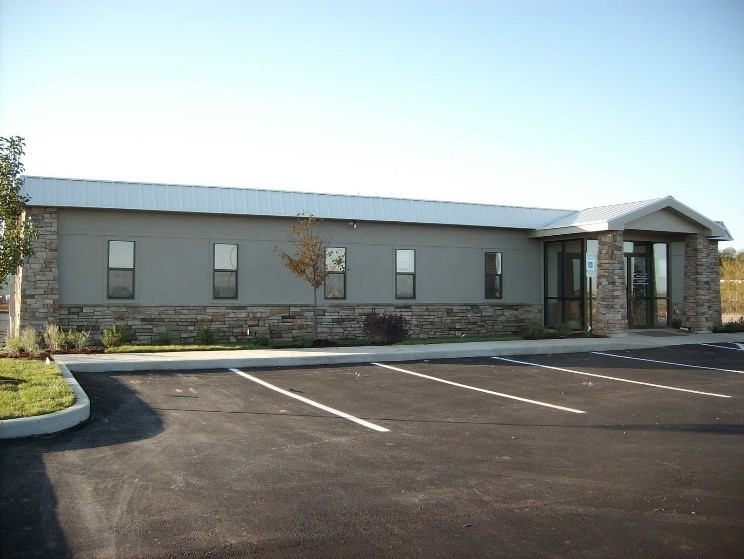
[395, 249, 415, 299]
[324, 248, 346, 299]
[214, 243, 238, 299]
[107, 241, 134, 299]
[485, 252, 503, 299]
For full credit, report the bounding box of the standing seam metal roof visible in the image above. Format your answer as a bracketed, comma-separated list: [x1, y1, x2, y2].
[21, 176, 576, 230]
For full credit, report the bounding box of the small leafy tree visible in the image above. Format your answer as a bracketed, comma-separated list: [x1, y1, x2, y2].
[277, 215, 344, 340]
[1, 136, 37, 284]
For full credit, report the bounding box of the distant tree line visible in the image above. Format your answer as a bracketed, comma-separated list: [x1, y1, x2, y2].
[720, 248, 744, 317]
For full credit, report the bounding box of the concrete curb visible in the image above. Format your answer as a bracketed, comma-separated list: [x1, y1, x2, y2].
[54, 332, 744, 373]
[0, 361, 91, 440]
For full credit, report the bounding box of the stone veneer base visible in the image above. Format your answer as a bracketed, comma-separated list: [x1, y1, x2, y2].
[58, 303, 543, 344]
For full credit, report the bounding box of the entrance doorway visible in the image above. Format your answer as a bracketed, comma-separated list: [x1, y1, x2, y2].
[626, 250, 652, 328]
[624, 242, 670, 329]
[545, 239, 670, 331]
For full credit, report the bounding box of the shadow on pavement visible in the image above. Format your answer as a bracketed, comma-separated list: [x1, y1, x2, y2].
[0, 372, 164, 558]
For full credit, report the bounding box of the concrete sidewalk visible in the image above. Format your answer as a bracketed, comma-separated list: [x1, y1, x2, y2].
[55, 330, 744, 373]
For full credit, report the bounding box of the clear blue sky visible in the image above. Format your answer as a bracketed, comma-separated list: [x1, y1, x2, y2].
[1, 0, 742, 248]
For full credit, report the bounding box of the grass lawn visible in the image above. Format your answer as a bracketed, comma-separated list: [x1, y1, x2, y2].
[0, 358, 75, 420]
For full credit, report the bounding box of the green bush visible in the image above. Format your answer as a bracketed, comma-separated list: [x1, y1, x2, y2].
[102, 324, 130, 348]
[713, 316, 744, 333]
[20, 327, 42, 357]
[4, 332, 23, 356]
[152, 329, 173, 345]
[251, 334, 271, 348]
[44, 324, 65, 352]
[64, 329, 90, 350]
[362, 312, 409, 345]
[522, 323, 550, 340]
[196, 325, 216, 345]
[297, 333, 315, 348]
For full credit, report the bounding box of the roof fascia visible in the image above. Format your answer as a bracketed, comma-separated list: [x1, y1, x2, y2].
[528, 223, 610, 238]
[607, 195, 729, 239]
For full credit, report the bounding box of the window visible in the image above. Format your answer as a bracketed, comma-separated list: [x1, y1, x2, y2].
[544, 240, 585, 329]
[213, 243, 238, 299]
[108, 240, 135, 299]
[485, 252, 502, 299]
[324, 247, 346, 299]
[395, 249, 415, 299]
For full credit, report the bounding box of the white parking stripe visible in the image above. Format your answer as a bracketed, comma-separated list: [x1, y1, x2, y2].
[372, 362, 585, 414]
[592, 352, 744, 375]
[492, 357, 731, 398]
[229, 368, 390, 433]
[700, 343, 744, 352]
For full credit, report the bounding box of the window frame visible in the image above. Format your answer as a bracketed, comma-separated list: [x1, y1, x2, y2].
[213, 242, 239, 300]
[484, 251, 503, 300]
[324, 246, 347, 300]
[107, 240, 135, 300]
[395, 248, 416, 299]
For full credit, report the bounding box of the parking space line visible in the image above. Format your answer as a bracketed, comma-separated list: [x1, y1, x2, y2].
[371, 362, 585, 414]
[229, 368, 390, 433]
[492, 357, 731, 398]
[700, 343, 744, 352]
[592, 352, 744, 375]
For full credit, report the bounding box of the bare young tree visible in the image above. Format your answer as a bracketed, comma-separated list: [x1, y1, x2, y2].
[277, 215, 344, 340]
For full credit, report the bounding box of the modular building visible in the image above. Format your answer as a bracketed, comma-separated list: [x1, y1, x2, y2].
[9, 176, 732, 343]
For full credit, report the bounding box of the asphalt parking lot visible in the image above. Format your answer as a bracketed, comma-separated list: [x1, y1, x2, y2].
[1, 343, 743, 558]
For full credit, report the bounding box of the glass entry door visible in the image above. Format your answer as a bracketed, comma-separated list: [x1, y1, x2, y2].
[626, 250, 653, 329]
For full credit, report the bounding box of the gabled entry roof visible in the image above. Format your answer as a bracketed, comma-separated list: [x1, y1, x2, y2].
[21, 176, 731, 241]
[531, 196, 732, 241]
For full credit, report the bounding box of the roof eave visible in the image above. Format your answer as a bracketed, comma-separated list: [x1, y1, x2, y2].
[528, 222, 610, 238]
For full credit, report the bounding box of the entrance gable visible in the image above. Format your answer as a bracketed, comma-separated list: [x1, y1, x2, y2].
[624, 207, 706, 234]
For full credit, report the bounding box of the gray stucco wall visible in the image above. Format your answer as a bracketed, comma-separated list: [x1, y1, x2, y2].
[57, 209, 544, 307]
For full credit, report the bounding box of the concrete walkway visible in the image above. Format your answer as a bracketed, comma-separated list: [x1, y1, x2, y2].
[55, 330, 744, 373]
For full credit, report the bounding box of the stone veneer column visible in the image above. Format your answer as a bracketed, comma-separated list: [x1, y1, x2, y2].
[594, 231, 627, 337]
[682, 234, 721, 332]
[12, 207, 59, 334]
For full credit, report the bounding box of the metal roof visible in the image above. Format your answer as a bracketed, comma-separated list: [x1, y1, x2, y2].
[533, 195, 732, 241]
[21, 177, 731, 240]
[21, 176, 575, 230]
[538, 198, 663, 230]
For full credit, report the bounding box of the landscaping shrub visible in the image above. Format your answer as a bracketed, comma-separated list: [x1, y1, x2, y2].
[196, 325, 216, 345]
[152, 329, 173, 345]
[362, 312, 409, 345]
[713, 316, 744, 333]
[522, 323, 551, 340]
[43, 324, 65, 352]
[20, 327, 42, 357]
[297, 333, 315, 348]
[4, 332, 23, 356]
[65, 329, 90, 350]
[251, 334, 271, 348]
[102, 324, 130, 348]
